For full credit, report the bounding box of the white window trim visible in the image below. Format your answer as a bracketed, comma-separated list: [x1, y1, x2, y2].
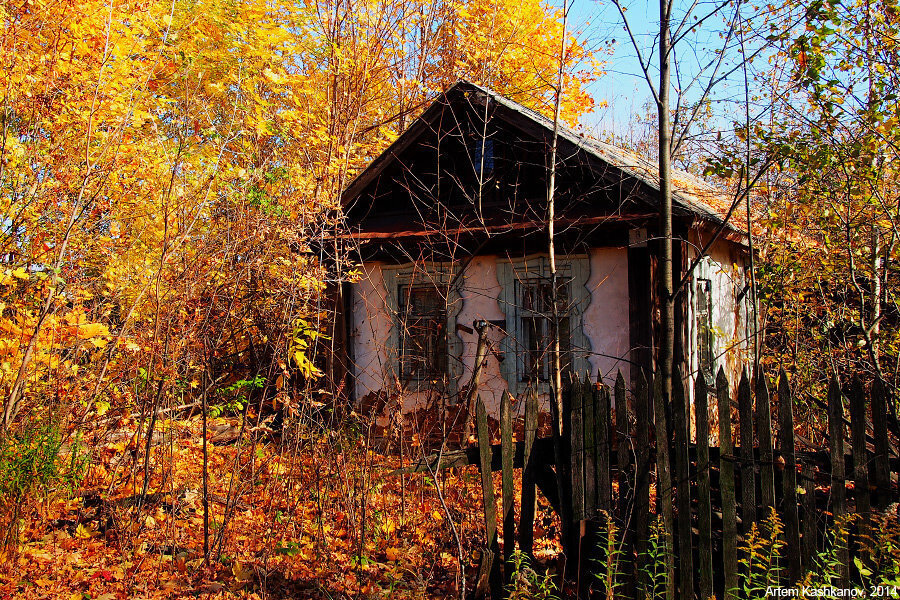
[496, 254, 592, 396]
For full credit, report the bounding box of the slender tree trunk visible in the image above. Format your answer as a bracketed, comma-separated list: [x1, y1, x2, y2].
[547, 0, 571, 574]
[201, 370, 210, 565]
[548, 0, 567, 436]
[658, 0, 674, 410]
[657, 4, 677, 599]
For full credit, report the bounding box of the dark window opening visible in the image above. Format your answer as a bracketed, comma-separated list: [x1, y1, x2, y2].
[398, 284, 448, 381]
[517, 279, 572, 382]
[472, 137, 494, 178]
[697, 278, 716, 380]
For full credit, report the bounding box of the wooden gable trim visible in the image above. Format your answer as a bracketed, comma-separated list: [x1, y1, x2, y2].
[342, 92, 452, 206]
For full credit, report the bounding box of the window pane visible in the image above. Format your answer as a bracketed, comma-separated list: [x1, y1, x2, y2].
[697, 278, 714, 377]
[523, 316, 544, 382]
[399, 284, 447, 381]
[518, 281, 573, 382]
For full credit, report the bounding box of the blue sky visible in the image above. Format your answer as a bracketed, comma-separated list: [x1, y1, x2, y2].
[562, 0, 752, 137]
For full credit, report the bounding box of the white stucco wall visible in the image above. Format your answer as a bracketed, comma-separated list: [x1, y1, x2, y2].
[348, 249, 632, 417]
[350, 262, 392, 401]
[583, 248, 631, 386]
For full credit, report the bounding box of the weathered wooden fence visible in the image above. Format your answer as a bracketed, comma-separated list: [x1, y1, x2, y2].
[402, 367, 899, 599]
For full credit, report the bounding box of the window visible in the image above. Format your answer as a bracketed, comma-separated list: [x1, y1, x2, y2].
[517, 278, 572, 382]
[398, 284, 448, 381]
[697, 277, 716, 379]
[381, 263, 462, 392]
[497, 255, 592, 395]
[472, 138, 494, 178]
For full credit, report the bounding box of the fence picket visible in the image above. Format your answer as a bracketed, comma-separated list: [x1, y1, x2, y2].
[849, 376, 870, 535]
[519, 388, 538, 557]
[653, 374, 676, 600]
[672, 366, 694, 599]
[738, 370, 757, 529]
[583, 374, 597, 518]
[778, 370, 801, 584]
[616, 370, 631, 521]
[801, 460, 817, 577]
[757, 373, 776, 522]
[695, 373, 713, 600]
[614, 370, 634, 599]
[597, 381, 612, 514]
[571, 376, 585, 523]
[827, 376, 849, 586]
[475, 396, 502, 600]
[872, 378, 891, 511]
[500, 390, 515, 581]
[717, 367, 739, 600]
[632, 371, 651, 596]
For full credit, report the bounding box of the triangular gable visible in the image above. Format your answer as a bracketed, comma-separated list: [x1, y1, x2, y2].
[342, 80, 744, 236]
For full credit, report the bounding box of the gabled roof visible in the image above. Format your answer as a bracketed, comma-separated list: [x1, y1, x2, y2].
[343, 80, 745, 236]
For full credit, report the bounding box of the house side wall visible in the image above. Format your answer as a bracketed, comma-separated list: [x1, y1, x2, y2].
[348, 248, 631, 417]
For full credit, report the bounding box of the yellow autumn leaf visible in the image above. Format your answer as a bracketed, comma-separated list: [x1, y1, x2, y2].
[77, 322, 109, 339]
[75, 522, 97, 539]
[232, 561, 254, 582]
[385, 547, 402, 561]
[381, 518, 396, 537]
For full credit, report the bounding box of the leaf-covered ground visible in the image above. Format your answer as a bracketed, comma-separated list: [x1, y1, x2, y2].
[0, 413, 561, 599]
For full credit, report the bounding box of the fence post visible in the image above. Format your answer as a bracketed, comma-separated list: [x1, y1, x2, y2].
[694, 373, 713, 600]
[519, 388, 538, 558]
[827, 376, 849, 587]
[500, 390, 515, 583]
[756, 372, 776, 524]
[872, 378, 891, 510]
[475, 396, 502, 600]
[738, 369, 757, 529]
[652, 373, 675, 600]
[672, 366, 694, 599]
[778, 369, 801, 584]
[717, 367, 738, 600]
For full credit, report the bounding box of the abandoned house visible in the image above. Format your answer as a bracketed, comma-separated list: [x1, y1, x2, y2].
[333, 80, 754, 428]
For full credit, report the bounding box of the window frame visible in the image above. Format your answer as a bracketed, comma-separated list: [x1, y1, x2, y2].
[382, 263, 462, 393]
[515, 277, 573, 383]
[397, 283, 450, 382]
[693, 256, 720, 389]
[497, 255, 592, 396]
